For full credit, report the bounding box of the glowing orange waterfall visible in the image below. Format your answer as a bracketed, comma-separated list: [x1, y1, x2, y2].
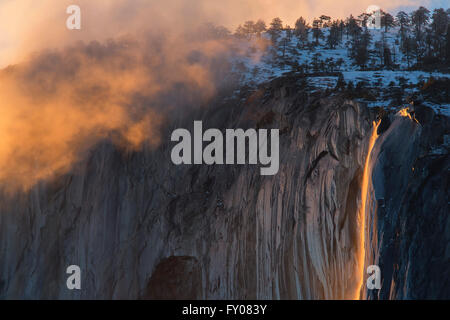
[353, 120, 380, 300]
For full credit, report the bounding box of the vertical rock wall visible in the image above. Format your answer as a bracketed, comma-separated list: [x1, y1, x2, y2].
[366, 107, 449, 299]
[0, 79, 376, 299]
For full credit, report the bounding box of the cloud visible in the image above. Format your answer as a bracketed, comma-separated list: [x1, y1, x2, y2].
[0, 4, 237, 191]
[0, 0, 442, 191]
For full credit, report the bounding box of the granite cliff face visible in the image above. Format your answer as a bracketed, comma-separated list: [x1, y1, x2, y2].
[0, 76, 448, 299]
[365, 106, 449, 299]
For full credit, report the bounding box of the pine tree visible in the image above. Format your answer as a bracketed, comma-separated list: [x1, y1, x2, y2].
[358, 13, 370, 29]
[312, 19, 323, 45]
[327, 21, 340, 49]
[286, 25, 292, 41]
[294, 17, 309, 45]
[431, 8, 449, 62]
[411, 6, 430, 37]
[338, 20, 345, 41]
[374, 41, 384, 66]
[384, 46, 393, 67]
[319, 15, 331, 28]
[402, 36, 416, 68]
[269, 17, 283, 43]
[346, 15, 361, 39]
[235, 25, 246, 39]
[335, 73, 346, 90]
[411, 6, 430, 64]
[396, 11, 410, 43]
[381, 12, 395, 32]
[311, 52, 322, 73]
[243, 21, 255, 39]
[350, 28, 371, 69]
[270, 17, 283, 30]
[254, 19, 267, 37]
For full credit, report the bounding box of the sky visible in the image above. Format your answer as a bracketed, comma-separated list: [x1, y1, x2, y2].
[0, 0, 448, 67]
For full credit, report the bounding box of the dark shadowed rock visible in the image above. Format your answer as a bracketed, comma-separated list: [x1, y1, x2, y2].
[143, 256, 202, 299]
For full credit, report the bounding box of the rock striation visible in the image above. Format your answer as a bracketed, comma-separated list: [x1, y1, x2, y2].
[0, 76, 447, 299]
